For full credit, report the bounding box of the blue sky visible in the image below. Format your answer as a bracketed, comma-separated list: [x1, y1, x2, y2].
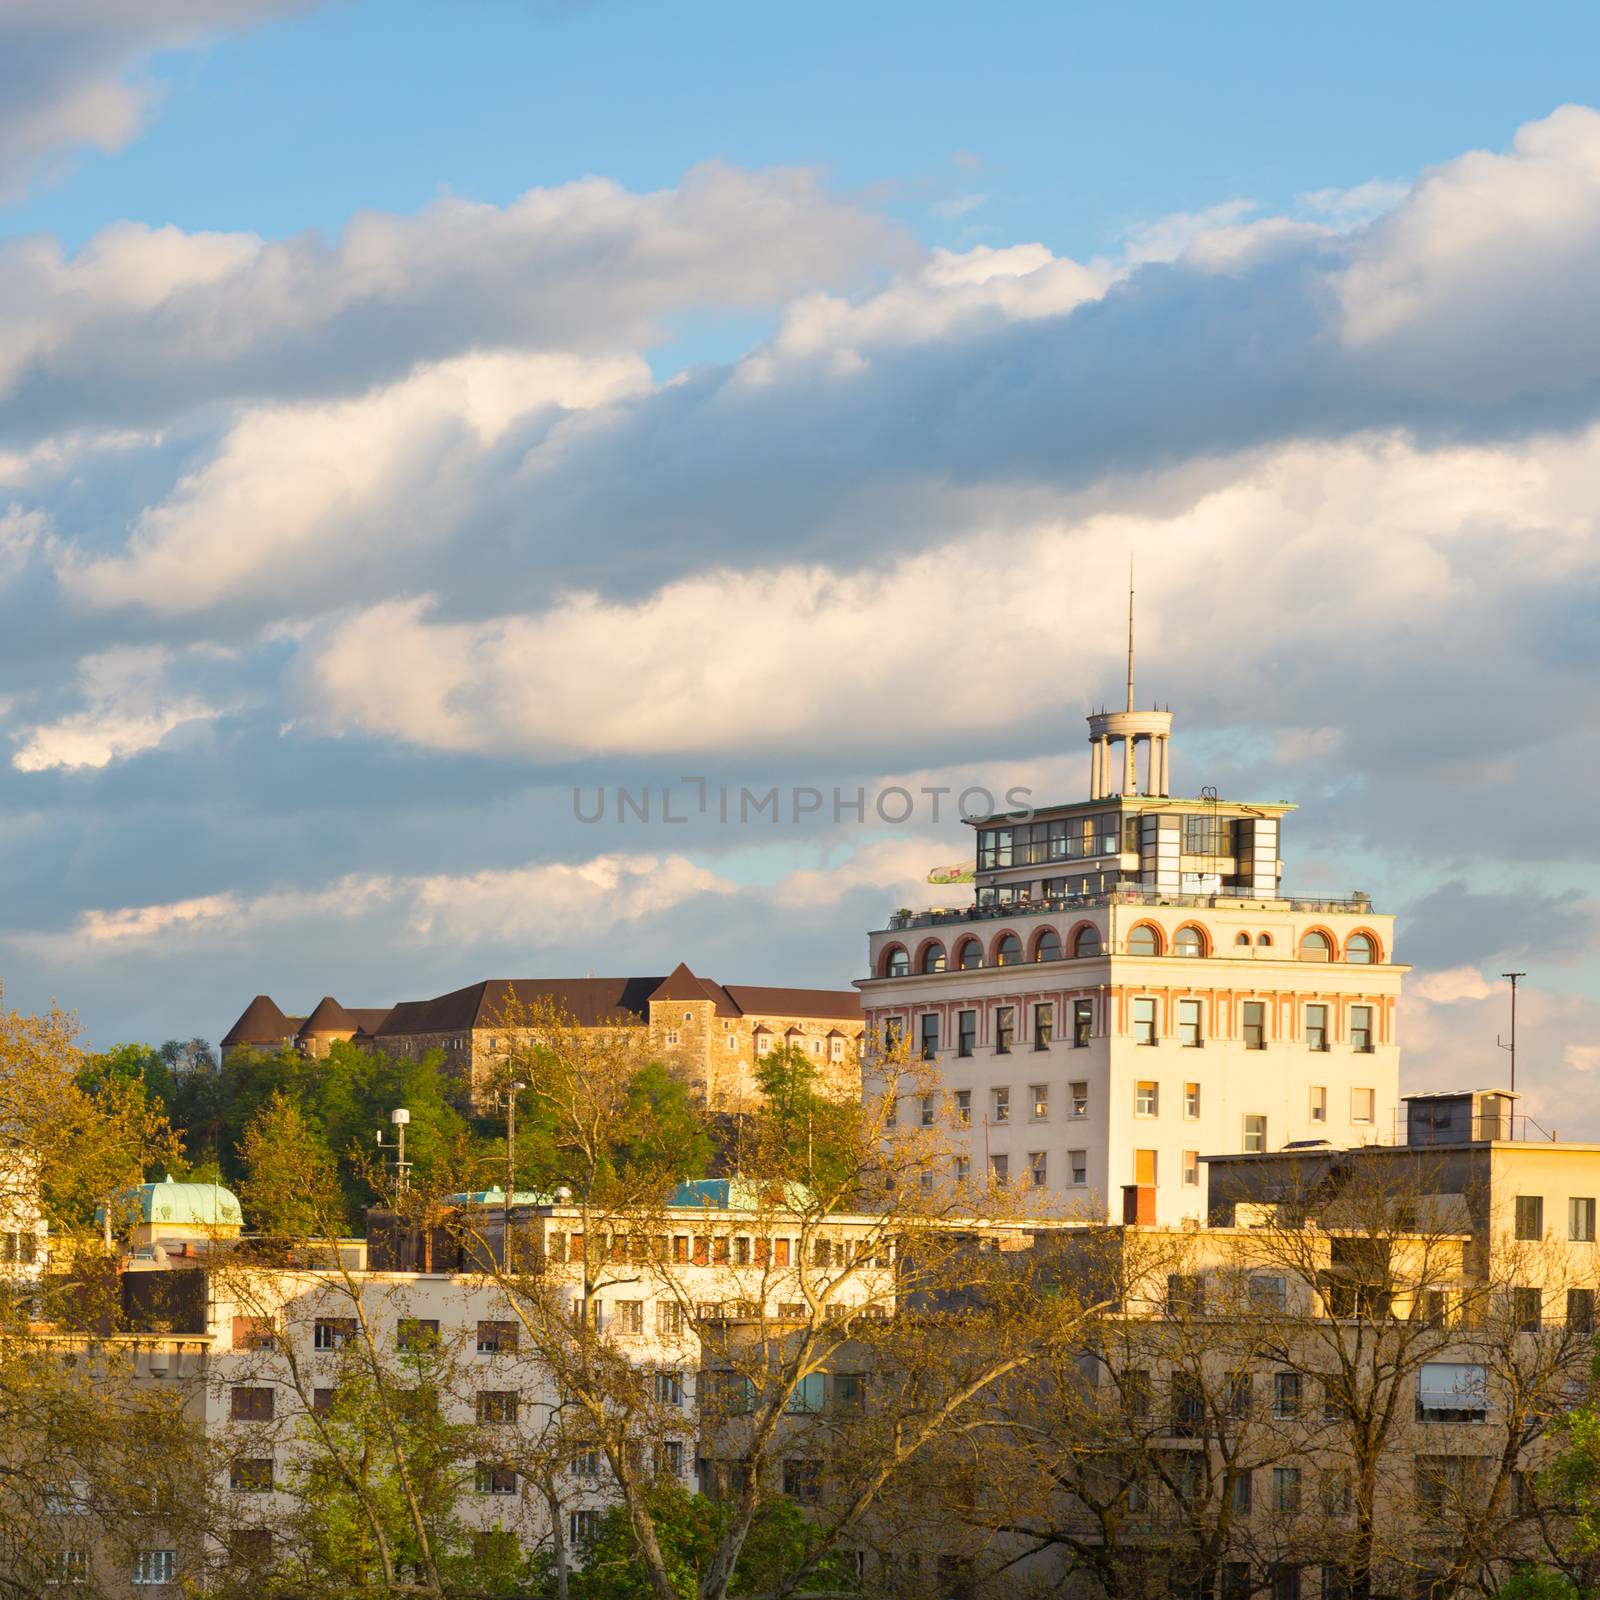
[3, 1, 1600, 1127]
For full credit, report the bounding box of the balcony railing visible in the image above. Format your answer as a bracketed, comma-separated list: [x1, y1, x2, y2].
[883, 885, 1374, 933]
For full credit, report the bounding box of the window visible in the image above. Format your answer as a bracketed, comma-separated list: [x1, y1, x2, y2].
[990, 1154, 1009, 1183]
[920, 942, 947, 974]
[570, 1509, 600, 1545]
[1183, 1150, 1200, 1187]
[1572, 1198, 1597, 1242]
[1167, 1273, 1204, 1316]
[477, 1320, 518, 1354]
[1072, 998, 1094, 1047]
[1128, 924, 1161, 956]
[1073, 925, 1102, 958]
[995, 1006, 1015, 1054]
[231, 1316, 274, 1350]
[476, 1462, 517, 1495]
[1570, 1289, 1596, 1334]
[957, 1011, 976, 1057]
[571, 1449, 602, 1476]
[1305, 1004, 1328, 1051]
[1070, 1081, 1088, 1118]
[1132, 997, 1157, 1045]
[1223, 1564, 1251, 1600]
[313, 1317, 356, 1351]
[1351, 1088, 1375, 1124]
[783, 1459, 822, 1502]
[1320, 1469, 1352, 1517]
[1029, 1152, 1048, 1188]
[45, 1550, 90, 1585]
[1174, 925, 1206, 958]
[615, 1300, 644, 1335]
[1417, 1455, 1479, 1513]
[954, 1090, 971, 1126]
[1417, 1362, 1487, 1422]
[1269, 1565, 1302, 1600]
[665, 1031, 679, 1046]
[132, 1552, 176, 1586]
[995, 933, 1023, 966]
[1515, 1195, 1544, 1240]
[1243, 1114, 1267, 1153]
[1250, 1275, 1288, 1313]
[231, 1387, 274, 1422]
[956, 937, 983, 970]
[1178, 999, 1202, 1047]
[878, 1018, 901, 1055]
[1184, 1081, 1200, 1119]
[1235, 931, 1252, 947]
[397, 1317, 439, 1351]
[230, 1457, 273, 1493]
[1135, 1081, 1159, 1117]
[1298, 929, 1332, 962]
[833, 1372, 866, 1409]
[1273, 1372, 1301, 1419]
[727, 1035, 737, 1050]
[477, 1391, 519, 1425]
[1232, 1471, 1253, 1514]
[1069, 1150, 1088, 1186]
[654, 1370, 684, 1406]
[1346, 932, 1376, 964]
[1514, 1287, 1542, 1332]
[1035, 929, 1062, 963]
[954, 1156, 970, 1185]
[919, 1014, 940, 1060]
[787, 1373, 825, 1414]
[1033, 1002, 1054, 1047]
[311, 1387, 337, 1417]
[1351, 1005, 1374, 1051]
[1242, 1001, 1266, 1049]
[884, 946, 910, 978]
[657, 1301, 685, 1337]
[1030, 1084, 1049, 1120]
[1272, 1466, 1301, 1513]
[1309, 1085, 1327, 1123]
[991, 1087, 1010, 1124]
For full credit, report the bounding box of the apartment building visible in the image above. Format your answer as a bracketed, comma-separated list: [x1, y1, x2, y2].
[221, 963, 863, 1111]
[858, 655, 1404, 1223]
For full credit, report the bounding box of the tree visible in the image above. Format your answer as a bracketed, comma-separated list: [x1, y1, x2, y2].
[451, 1005, 1106, 1600]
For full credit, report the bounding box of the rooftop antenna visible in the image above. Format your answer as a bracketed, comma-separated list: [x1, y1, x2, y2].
[1497, 972, 1527, 1096]
[1125, 557, 1136, 713]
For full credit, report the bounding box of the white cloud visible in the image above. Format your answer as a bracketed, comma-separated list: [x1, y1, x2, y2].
[11, 646, 227, 771]
[58, 350, 649, 616]
[63, 853, 734, 949]
[1337, 104, 1600, 397]
[0, 163, 910, 436]
[296, 421, 1600, 762]
[0, 2, 317, 196]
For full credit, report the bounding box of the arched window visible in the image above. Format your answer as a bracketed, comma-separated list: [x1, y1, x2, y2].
[883, 945, 910, 978]
[1072, 925, 1102, 959]
[1298, 930, 1333, 963]
[1128, 924, 1162, 957]
[1174, 926, 1207, 959]
[1235, 931, 1252, 946]
[919, 942, 947, 974]
[1257, 932, 1273, 948]
[995, 933, 1023, 966]
[1034, 929, 1063, 963]
[956, 937, 983, 971]
[1346, 932, 1376, 965]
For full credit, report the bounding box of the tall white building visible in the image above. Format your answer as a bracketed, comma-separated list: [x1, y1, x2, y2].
[858, 652, 1405, 1225]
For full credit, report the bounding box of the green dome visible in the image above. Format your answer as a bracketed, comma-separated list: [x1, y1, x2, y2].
[133, 1174, 243, 1228]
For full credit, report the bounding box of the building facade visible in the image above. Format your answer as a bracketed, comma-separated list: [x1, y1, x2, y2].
[858, 673, 1405, 1224]
[221, 963, 863, 1111]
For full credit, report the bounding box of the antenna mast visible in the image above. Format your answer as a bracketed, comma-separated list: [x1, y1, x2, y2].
[1126, 558, 1135, 712]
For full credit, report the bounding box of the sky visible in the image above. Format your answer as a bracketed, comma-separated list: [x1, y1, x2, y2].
[3, 1, 1599, 1132]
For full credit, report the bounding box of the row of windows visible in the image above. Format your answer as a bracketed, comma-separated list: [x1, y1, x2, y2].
[1514, 1194, 1600, 1243]
[879, 924, 1382, 975]
[891, 999, 1378, 1053]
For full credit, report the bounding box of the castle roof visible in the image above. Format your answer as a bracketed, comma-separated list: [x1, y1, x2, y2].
[221, 995, 295, 1048]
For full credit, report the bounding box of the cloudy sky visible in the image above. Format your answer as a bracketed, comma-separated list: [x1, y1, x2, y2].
[4, 1, 1599, 1131]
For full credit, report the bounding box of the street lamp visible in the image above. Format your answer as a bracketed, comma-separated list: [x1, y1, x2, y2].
[375, 1106, 412, 1197]
[504, 1081, 528, 1264]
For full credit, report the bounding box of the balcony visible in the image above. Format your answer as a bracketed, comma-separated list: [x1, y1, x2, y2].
[881, 885, 1374, 933]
